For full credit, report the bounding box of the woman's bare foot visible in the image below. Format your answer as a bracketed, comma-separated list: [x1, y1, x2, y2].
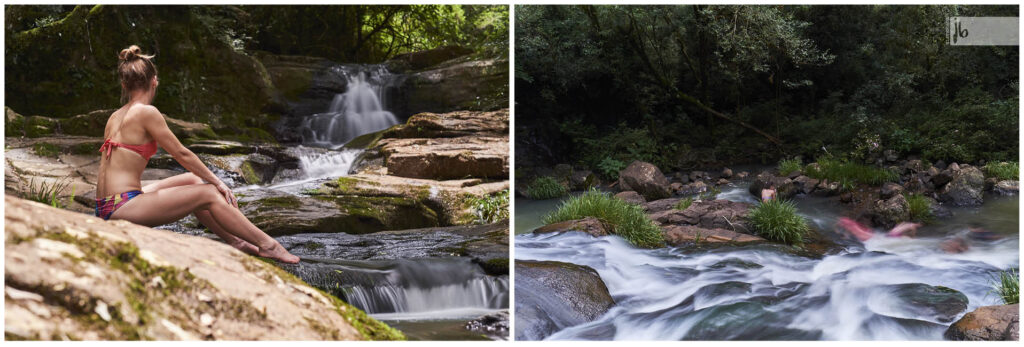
[258, 242, 300, 264]
[227, 239, 260, 256]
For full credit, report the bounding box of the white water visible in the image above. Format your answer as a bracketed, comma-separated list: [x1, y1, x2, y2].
[516, 185, 1019, 340]
[299, 66, 400, 148]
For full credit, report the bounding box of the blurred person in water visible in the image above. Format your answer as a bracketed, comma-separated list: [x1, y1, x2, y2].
[835, 216, 922, 242]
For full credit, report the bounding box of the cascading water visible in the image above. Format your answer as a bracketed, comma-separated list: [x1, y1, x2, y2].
[285, 257, 509, 320]
[298, 65, 400, 148]
[516, 184, 1019, 340]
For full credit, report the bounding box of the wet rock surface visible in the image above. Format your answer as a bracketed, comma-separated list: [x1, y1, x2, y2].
[514, 260, 615, 341]
[532, 217, 608, 237]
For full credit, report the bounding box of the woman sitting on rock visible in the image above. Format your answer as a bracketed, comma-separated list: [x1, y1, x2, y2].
[94, 45, 298, 263]
[761, 183, 777, 201]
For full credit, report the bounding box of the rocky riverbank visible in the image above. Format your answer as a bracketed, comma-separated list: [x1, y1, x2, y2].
[518, 157, 1018, 341]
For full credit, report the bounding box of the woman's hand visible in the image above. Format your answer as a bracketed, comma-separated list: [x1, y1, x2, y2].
[215, 182, 238, 208]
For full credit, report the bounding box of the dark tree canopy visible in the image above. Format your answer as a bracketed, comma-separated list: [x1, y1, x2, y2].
[515, 5, 1018, 175]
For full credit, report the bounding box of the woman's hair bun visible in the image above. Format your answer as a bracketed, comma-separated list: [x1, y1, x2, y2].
[119, 45, 143, 61]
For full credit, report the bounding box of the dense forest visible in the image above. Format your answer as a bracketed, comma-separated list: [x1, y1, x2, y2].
[515, 5, 1018, 179]
[5, 5, 507, 139]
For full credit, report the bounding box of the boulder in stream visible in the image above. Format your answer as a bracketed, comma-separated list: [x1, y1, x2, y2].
[871, 194, 910, 228]
[617, 160, 671, 201]
[514, 260, 614, 341]
[938, 166, 985, 206]
[945, 304, 1019, 341]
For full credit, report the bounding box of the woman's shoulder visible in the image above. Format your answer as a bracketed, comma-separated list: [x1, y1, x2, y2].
[126, 104, 163, 121]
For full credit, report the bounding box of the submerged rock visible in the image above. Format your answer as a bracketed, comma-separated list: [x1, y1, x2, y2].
[883, 283, 969, 324]
[4, 196, 402, 341]
[945, 304, 1019, 341]
[618, 161, 671, 201]
[993, 180, 1019, 196]
[514, 260, 614, 341]
[465, 310, 509, 341]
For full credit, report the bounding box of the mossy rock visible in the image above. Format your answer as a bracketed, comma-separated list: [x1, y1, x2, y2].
[6, 107, 27, 137]
[25, 115, 59, 138]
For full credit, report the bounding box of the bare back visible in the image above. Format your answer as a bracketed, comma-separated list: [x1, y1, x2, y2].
[96, 104, 157, 197]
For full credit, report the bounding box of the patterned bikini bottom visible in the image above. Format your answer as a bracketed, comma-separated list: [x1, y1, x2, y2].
[95, 190, 142, 220]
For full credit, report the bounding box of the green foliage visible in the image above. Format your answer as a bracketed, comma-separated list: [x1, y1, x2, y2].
[544, 188, 664, 248]
[903, 193, 933, 224]
[525, 176, 567, 200]
[245, 5, 508, 62]
[515, 5, 1017, 170]
[747, 199, 809, 245]
[804, 158, 897, 187]
[467, 189, 509, 224]
[22, 177, 74, 208]
[31, 142, 60, 158]
[596, 157, 626, 180]
[675, 197, 693, 210]
[778, 158, 802, 176]
[990, 269, 1019, 305]
[983, 161, 1019, 181]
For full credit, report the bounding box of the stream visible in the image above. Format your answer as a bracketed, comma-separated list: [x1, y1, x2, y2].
[515, 182, 1019, 340]
[169, 63, 507, 340]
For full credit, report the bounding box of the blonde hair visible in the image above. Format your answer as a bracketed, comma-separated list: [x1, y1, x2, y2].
[117, 45, 157, 102]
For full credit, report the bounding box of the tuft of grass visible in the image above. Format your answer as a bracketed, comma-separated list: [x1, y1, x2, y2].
[22, 177, 74, 208]
[467, 189, 509, 224]
[983, 161, 1019, 181]
[904, 193, 933, 223]
[526, 176, 567, 200]
[747, 199, 809, 245]
[543, 188, 664, 248]
[32, 142, 61, 158]
[989, 269, 1019, 305]
[675, 197, 693, 210]
[804, 158, 897, 186]
[778, 158, 803, 176]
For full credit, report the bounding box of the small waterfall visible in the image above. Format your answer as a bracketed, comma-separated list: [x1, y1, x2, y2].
[297, 148, 360, 180]
[299, 65, 400, 148]
[288, 257, 509, 319]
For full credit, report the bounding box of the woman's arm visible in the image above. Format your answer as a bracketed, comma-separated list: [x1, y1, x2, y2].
[138, 105, 237, 207]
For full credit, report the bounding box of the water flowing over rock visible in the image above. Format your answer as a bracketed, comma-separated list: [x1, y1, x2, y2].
[945, 304, 1020, 341]
[4, 196, 401, 341]
[618, 161, 671, 201]
[294, 65, 401, 147]
[993, 180, 1019, 196]
[514, 261, 614, 341]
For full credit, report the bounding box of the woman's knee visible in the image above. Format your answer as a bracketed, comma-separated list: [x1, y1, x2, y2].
[196, 185, 227, 207]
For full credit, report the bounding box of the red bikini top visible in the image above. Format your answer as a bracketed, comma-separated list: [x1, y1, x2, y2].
[99, 138, 158, 160]
[99, 111, 159, 160]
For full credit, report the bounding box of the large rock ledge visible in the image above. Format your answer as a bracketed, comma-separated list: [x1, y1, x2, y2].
[4, 196, 403, 341]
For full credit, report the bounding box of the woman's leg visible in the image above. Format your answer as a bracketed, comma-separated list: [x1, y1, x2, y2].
[114, 183, 298, 263]
[142, 173, 258, 255]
